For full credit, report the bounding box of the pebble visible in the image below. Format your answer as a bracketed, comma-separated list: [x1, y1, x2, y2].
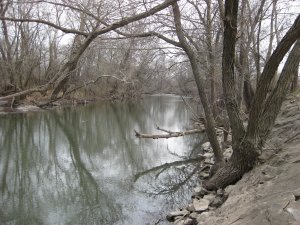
[166, 210, 189, 222]
[203, 193, 216, 203]
[192, 186, 209, 198]
[192, 198, 210, 212]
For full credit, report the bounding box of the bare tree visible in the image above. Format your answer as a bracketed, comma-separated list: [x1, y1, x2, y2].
[0, 0, 179, 102]
[204, 0, 300, 190]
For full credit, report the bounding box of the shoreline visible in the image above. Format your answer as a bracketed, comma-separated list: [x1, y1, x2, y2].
[0, 92, 195, 116]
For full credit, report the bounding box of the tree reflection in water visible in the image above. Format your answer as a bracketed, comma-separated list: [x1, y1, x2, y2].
[0, 95, 203, 225]
[0, 111, 122, 225]
[134, 144, 207, 209]
[134, 161, 205, 207]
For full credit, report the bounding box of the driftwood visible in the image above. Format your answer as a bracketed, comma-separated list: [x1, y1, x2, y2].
[134, 125, 205, 139]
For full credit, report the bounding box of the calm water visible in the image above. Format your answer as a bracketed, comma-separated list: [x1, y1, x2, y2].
[0, 95, 204, 225]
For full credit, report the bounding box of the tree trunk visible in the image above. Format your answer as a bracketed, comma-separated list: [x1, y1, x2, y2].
[172, 2, 224, 166]
[221, 0, 245, 150]
[243, 79, 254, 112]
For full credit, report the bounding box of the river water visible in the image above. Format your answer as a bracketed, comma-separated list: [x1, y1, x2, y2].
[0, 95, 204, 225]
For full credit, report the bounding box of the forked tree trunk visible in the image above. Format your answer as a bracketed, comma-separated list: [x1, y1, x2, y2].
[204, 0, 300, 190]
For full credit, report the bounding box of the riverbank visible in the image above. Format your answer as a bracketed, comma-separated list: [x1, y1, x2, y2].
[167, 93, 300, 225]
[0, 90, 194, 116]
[0, 91, 141, 115]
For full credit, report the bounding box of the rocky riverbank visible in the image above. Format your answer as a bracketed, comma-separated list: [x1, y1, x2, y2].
[166, 93, 300, 225]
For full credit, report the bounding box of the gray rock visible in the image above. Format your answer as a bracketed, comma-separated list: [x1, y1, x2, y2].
[192, 186, 209, 198]
[192, 198, 210, 212]
[202, 142, 211, 151]
[287, 207, 300, 221]
[189, 212, 199, 219]
[210, 196, 224, 208]
[199, 171, 210, 179]
[217, 188, 224, 196]
[186, 203, 195, 212]
[204, 158, 212, 164]
[203, 152, 214, 158]
[173, 219, 185, 225]
[182, 218, 197, 225]
[203, 193, 216, 203]
[293, 188, 300, 201]
[166, 210, 188, 222]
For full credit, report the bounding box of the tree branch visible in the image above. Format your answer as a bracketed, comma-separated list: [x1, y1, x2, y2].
[94, 0, 179, 36]
[247, 15, 300, 143]
[0, 17, 89, 36]
[134, 126, 204, 139]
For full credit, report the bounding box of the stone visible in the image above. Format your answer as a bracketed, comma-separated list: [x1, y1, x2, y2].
[210, 196, 224, 208]
[192, 198, 210, 212]
[196, 211, 214, 223]
[166, 210, 188, 222]
[189, 212, 199, 219]
[192, 186, 209, 198]
[199, 171, 210, 179]
[174, 219, 185, 225]
[182, 218, 197, 225]
[287, 208, 300, 221]
[202, 142, 211, 151]
[203, 193, 216, 203]
[225, 185, 235, 194]
[293, 188, 300, 201]
[203, 152, 214, 158]
[186, 203, 195, 212]
[217, 188, 224, 196]
[204, 158, 212, 164]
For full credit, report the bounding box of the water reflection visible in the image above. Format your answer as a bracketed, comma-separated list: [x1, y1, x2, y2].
[0, 95, 204, 225]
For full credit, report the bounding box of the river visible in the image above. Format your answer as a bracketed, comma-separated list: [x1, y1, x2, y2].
[0, 95, 204, 225]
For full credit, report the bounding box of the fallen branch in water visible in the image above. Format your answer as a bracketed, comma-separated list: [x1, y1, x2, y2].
[134, 125, 205, 139]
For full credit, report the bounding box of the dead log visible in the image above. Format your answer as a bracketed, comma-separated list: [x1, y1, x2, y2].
[134, 126, 205, 139]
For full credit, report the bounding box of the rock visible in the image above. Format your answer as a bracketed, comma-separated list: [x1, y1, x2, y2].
[204, 158, 212, 164]
[189, 212, 199, 219]
[203, 193, 216, 203]
[293, 188, 300, 201]
[217, 188, 224, 196]
[192, 186, 209, 198]
[203, 152, 214, 158]
[287, 201, 300, 220]
[192, 198, 210, 212]
[166, 210, 188, 222]
[210, 196, 224, 208]
[202, 142, 211, 151]
[224, 185, 235, 194]
[196, 211, 214, 223]
[174, 219, 185, 225]
[186, 203, 195, 212]
[199, 171, 210, 179]
[182, 218, 197, 225]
